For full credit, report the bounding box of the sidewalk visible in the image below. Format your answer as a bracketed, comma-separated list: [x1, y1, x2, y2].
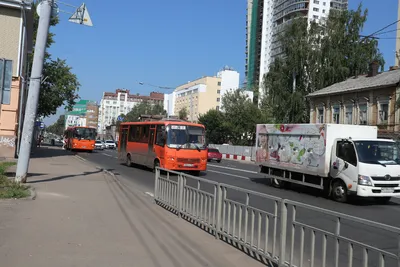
[0, 146, 266, 267]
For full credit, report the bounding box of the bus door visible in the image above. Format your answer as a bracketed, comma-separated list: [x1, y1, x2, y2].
[119, 126, 129, 159]
[146, 125, 156, 167]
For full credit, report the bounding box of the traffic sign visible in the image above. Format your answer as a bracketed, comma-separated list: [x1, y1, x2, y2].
[117, 116, 124, 121]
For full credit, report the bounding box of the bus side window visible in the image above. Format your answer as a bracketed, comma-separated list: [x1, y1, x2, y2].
[155, 125, 165, 146]
[128, 125, 136, 142]
[141, 125, 150, 143]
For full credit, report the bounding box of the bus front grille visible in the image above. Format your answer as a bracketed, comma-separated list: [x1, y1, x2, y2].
[177, 158, 200, 163]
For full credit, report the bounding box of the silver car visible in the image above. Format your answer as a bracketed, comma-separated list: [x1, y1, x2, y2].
[95, 140, 105, 150]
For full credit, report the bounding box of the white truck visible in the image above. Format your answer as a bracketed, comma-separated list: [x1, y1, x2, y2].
[255, 124, 400, 203]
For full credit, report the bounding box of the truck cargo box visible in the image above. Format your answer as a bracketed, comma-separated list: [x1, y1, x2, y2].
[255, 124, 378, 177]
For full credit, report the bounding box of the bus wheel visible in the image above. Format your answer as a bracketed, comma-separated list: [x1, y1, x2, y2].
[126, 154, 132, 167]
[153, 160, 160, 173]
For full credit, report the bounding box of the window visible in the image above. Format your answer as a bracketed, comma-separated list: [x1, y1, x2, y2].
[323, 2, 326, 5]
[379, 102, 389, 123]
[216, 106, 220, 111]
[322, 9, 325, 13]
[0, 59, 13, 105]
[313, 0, 319, 3]
[217, 81, 221, 86]
[345, 105, 353, 124]
[155, 124, 166, 146]
[359, 104, 368, 125]
[217, 98, 220, 102]
[313, 15, 319, 19]
[317, 107, 324, 123]
[336, 141, 357, 166]
[217, 90, 221, 94]
[332, 106, 340, 124]
[313, 7, 319, 11]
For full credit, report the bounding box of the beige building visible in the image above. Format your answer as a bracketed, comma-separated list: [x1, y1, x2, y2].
[0, 0, 33, 158]
[165, 68, 242, 122]
[308, 62, 400, 138]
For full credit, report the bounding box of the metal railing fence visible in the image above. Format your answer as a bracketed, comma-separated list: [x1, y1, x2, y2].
[154, 168, 400, 267]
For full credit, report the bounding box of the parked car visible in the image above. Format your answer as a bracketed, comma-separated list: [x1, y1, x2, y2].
[207, 148, 222, 163]
[105, 140, 116, 149]
[94, 140, 105, 150]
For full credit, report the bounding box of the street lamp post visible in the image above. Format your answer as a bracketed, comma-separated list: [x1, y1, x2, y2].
[138, 81, 175, 119]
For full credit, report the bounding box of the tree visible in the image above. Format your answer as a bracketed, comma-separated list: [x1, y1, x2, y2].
[123, 102, 166, 122]
[263, 4, 384, 123]
[29, 1, 80, 117]
[178, 107, 188, 120]
[222, 89, 271, 145]
[198, 110, 231, 144]
[46, 115, 65, 136]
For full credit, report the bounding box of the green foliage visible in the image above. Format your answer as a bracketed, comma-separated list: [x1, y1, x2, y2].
[123, 102, 166, 122]
[198, 109, 231, 144]
[178, 107, 188, 120]
[30, 1, 80, 117]
[46, 115, 65, 136]
[0, 162, 30, 199]
[198, 89, 272, 145]
[263, 4, 384, 123]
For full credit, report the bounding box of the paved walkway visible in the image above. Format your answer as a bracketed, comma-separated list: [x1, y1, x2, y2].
[0, 147, 266, 267]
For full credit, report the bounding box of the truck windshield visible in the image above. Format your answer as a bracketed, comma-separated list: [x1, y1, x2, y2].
[166, 125, 206, 150]
[73, 128, 97, 140]
[354, 140, 400, 165]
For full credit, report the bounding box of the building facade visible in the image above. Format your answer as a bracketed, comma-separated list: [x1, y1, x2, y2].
[64, 100, 99, 129]
[246, 0, 348, 100]
[0, 0, 33, 158]
[308, 63, 400, 138]
[164, 68, 246, 122]
[98, 89, 164, 135]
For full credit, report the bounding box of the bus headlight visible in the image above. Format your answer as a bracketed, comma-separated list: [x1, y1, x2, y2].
[358, 175, 372, 186]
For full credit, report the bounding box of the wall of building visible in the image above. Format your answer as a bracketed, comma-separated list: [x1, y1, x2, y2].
[309, 86, 399, 134]
[217, 69, 240, 107]
[0, 6, 20, 76]
[198, 77, 221, 116]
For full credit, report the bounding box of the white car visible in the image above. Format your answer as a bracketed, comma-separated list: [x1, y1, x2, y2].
[105, 140, 116, 149]
[94, 140, 105, 150]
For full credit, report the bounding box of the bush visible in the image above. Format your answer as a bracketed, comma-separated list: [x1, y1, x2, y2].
[0, 162, 30, 199]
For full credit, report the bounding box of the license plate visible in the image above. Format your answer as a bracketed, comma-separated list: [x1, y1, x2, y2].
[184, 164, 194, 167]
[82, 146, 86, 148]
[381, 188, 394, 193]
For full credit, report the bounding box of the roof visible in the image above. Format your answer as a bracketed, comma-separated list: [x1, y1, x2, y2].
[0, 0, 32, 9]
[307, 69, 400, 98]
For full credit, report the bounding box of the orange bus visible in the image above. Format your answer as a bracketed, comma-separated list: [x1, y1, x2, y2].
[118, 120, 207, 175]
[64, 126, 97, 152]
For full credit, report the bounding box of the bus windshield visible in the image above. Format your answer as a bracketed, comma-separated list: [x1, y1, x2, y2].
[354, 140, 400, 165]
[73, 127, 97, 140]
[166, 125, 206, 150]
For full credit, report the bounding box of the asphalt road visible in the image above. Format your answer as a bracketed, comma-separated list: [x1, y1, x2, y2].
[76, 148, 400, 267]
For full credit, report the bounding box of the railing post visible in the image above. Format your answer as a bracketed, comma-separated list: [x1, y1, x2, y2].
[215, 184, 223, 239]
[279, 200, 288, 267]
[154, 167, 160, 201]
[178, 174, 184, 218]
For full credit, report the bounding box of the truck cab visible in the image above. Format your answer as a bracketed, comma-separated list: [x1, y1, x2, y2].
[330, 138, 400, 203]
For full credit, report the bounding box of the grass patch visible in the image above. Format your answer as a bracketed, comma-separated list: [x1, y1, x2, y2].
[0, 162, 30, 199]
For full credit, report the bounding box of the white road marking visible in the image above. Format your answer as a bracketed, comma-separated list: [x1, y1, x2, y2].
[145, 192, 154, 197]
[207, 169, 250, 180]
[75, 155, 86, 161]
[102, 153, 113, 157]
[207, 164, 258, 174]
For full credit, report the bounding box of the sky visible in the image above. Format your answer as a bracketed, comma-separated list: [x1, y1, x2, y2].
[44, 0, 400, 125]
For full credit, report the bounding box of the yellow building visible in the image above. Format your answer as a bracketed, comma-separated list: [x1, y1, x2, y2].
[0, 0, 33, 158]
[168, 68, 241, 122]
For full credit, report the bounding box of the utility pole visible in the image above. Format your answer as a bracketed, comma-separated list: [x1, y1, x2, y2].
[15, 0, 53, 183]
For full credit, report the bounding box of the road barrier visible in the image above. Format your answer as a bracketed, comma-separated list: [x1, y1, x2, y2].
[154, 168, 400, 267]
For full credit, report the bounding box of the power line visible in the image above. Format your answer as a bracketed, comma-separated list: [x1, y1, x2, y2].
[362, 19, 400, 40]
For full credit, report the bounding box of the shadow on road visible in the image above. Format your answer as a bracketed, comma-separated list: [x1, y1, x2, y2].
[27, 169, 104, 184]
[30, 146, 73, 158]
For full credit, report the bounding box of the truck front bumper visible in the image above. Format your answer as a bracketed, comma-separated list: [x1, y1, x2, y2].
[357, 185, 400, 197]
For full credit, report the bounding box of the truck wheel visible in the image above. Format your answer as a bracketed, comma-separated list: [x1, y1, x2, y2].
[374, 197, 391, 205]
[332, 180, 348, 203]
[271, 178, 286, 189]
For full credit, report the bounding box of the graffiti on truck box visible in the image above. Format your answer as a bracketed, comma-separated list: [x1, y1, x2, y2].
[256, 124, 326, 170]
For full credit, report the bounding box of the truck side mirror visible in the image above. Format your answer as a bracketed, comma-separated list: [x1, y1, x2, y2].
[344, 162, 349, 169]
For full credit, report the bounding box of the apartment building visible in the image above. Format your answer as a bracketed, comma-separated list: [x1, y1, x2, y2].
[308, 62, 400, 138]
[245, 0, 348, 100]
[165, 67, 246, 122]
[64, 100, 99, 129]
[98, 89, 164, 134]
[0, 0, 33, 158]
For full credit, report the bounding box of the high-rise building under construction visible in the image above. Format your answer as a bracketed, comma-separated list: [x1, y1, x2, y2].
[245, 0, 348, 102]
